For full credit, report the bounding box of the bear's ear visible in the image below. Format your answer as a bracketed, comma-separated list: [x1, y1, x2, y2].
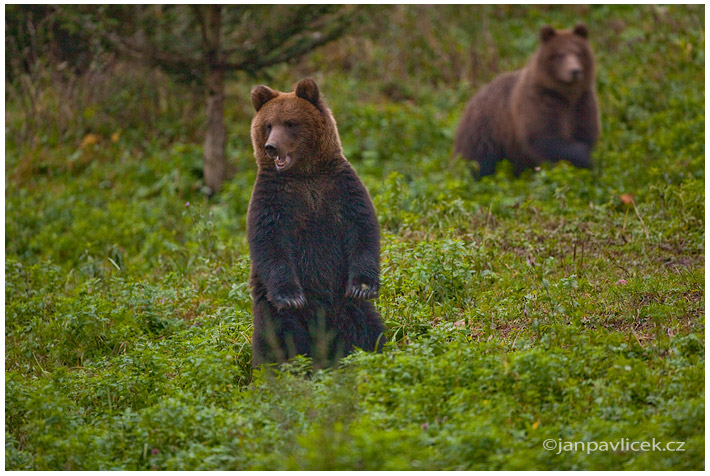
[540, 25, 556, 43]
[251, 85, 278, 112]
[573, 23, 589, 39]
[295, 78, 320, 107]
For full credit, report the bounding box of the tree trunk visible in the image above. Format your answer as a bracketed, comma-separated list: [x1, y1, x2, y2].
[202, 6, 226, 195]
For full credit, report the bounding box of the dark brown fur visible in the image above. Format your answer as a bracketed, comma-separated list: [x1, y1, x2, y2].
[247, 78, 386, 368]
[454, 24, 600, 177]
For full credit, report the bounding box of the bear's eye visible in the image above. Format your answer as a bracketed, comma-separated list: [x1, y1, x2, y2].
[265, 123, 272, 132]
[284, 120, 296, 128]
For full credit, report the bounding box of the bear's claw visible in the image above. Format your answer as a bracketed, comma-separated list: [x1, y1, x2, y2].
[346, 283, 379, 300]
[269, 290, 307, 310]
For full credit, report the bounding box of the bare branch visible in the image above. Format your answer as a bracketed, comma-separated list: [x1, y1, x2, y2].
[191, 5, 209, 49]
[221, 5, 358, 75]
[65, 6, 205, 81]
[53, 5, 358, 81]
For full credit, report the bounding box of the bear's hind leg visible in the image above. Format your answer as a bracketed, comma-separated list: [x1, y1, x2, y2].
[252, 294, 311, 366]
[337, 300, 386, 354]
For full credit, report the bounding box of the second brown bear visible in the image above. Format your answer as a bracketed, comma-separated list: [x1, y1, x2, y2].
[454, 24, 600, 177]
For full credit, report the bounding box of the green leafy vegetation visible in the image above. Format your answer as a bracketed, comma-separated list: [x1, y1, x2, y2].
[5, 5, 704, 470]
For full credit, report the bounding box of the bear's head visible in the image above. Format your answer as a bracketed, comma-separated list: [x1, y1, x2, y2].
[250, 78, 342, 173]
[534, 24, 595, 94]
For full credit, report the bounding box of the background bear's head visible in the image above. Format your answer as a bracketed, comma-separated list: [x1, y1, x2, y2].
[250, 78, 342, 173]
[534, 24, 595, 94]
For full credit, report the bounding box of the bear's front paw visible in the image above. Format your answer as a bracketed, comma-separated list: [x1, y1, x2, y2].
[346, 277, 380, 300]
[268, 284, 307, 311]
[567, 142, 592, 169]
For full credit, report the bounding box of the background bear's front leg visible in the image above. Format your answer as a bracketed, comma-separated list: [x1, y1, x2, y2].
[528, 137, 593, 169]
[563, 141, 593, 169]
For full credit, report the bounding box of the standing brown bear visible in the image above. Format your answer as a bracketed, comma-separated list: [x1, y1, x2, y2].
[247, 78, 386, 368]
[454, 24, 600, 177]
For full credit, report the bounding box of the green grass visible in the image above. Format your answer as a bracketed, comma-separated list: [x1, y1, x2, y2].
[5, 5, 704, 470]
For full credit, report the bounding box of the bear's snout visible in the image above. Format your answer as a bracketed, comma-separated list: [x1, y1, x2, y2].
[264, 143, 278, 158]
[561, 55, 584, 83]
[263, 124, 291, 159]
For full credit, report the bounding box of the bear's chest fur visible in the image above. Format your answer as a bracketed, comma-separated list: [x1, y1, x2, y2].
[278, 175, 343, 231]
[282, 177, 349, 293]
